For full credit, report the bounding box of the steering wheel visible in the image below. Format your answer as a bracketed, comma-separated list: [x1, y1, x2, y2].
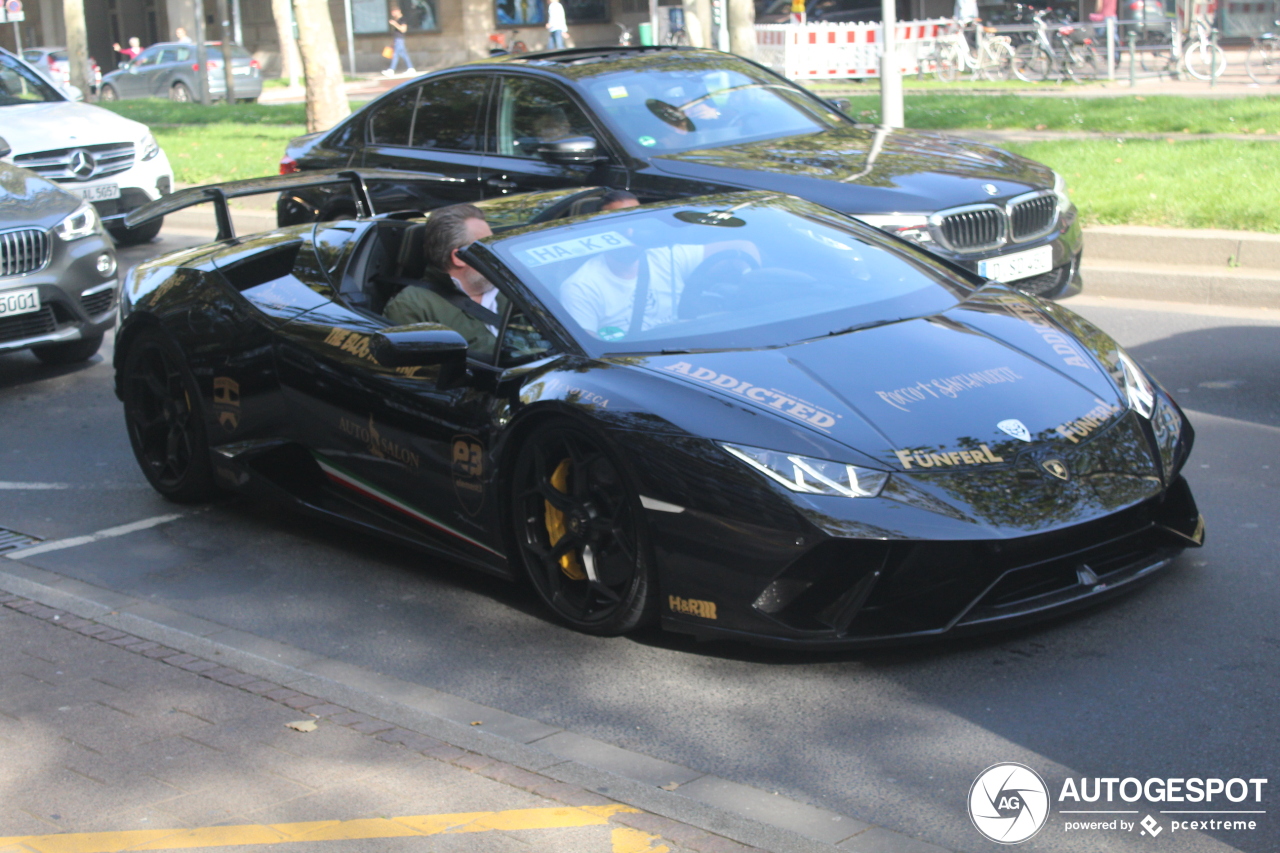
[678, 249, 761, 320]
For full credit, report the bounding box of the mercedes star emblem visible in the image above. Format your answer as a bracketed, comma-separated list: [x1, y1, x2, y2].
[997, 419, 1032, 442]
[68, 149, 96, 180]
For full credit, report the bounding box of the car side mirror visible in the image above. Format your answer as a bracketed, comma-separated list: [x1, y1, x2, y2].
[0, 137, 10, 159]
[537, 136, 600, 166]
[372, 324, 469, 384]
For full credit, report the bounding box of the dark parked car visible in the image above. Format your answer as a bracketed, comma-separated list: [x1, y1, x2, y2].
[100, 42, 262, 103]
[0, 138, 118, 364]
[278, 46, 1083, 299]
[117, 172, 1201, 645]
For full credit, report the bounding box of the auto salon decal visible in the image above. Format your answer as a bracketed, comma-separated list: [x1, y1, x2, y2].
[668, 596, 717, 620]
[967, 762, 1268, 845]
[338, 414, 420, 469]
[323, 327, 423, 378]
[874, 366, 1023, 412]
[212, 376, 240, 432]
[894, 444, 1005, 471]
[661, 362, 839, 431]
[1055, 399, 1123, 444]
[451, 434, 485, 516]
[996, 296, 1097, 372]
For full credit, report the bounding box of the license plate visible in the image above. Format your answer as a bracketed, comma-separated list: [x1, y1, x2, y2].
[72, 183, 120, 202]
[978, 245, 1054, 283]
[0, 287, 39, 318]
[234, 66, 251, 75]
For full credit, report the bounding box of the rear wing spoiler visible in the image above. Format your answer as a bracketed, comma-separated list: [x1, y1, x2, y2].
[123, 169, 464, 241]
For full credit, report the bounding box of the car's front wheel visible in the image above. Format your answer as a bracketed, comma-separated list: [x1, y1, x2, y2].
[122, 329, 219, 503]
[109, 217, 163, 246]
[170, 82, 193, 102]
[99, 84, 118, 102]
[511, 419, 657, 635]
[31, 333, 103, 365]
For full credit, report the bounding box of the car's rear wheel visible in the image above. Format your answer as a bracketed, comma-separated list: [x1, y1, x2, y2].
[99, 84, 118, 102]
[31, 333, 103, 365]
[109, 217, 164, 246]
[511, 419, 657, 635]
[122, 330, 219, 503]
[170, 82, 193, 102]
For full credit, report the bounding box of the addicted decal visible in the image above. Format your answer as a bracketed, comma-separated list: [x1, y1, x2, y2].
[894, 444, 1005, 471]
[876, 366, 1023, 413]
[662, 362, 839, 431]
[997, 296, 1097, 372]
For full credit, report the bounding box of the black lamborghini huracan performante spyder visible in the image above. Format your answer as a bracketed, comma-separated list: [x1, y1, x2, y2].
[114, 172, 1204, 647]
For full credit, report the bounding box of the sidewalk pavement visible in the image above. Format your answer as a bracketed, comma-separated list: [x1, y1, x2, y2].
[0, 593, 736, 853]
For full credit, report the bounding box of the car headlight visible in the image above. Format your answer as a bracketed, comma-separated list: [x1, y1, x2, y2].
[1052, 170, 1071, 214]
[1116, 348, 1155, 419]
[1151, 392, 1182, 475]
[721, 443, 889, 498]
[139, 132, 161, 161]
[854, 214, 935, 247]
[55, 202, 99, 242]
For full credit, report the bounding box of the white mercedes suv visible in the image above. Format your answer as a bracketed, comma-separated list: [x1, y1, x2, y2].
[0, 48, 173, 245]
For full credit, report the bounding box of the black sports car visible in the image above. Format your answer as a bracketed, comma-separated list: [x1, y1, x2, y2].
[277, 46, 1083, 299]
[115, 173, 1202, 647]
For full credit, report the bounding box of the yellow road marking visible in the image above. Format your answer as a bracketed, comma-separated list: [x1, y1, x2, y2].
[612, 826, 672, 852]
[0, 805, 639, 853]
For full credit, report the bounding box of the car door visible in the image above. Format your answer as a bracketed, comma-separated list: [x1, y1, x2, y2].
[272, 224, 507, 567]
[114, 46, 162, 97]
[358, 73, 491, 213]
[478, 75, 625, 199]
[148, 45, 189, 97]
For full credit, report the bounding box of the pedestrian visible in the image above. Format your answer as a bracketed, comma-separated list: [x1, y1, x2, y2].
[383, 7, 416, 77]
[112, 37, 143, 61]
[545, 0, 567, 50]
[174, 27, 192, 43]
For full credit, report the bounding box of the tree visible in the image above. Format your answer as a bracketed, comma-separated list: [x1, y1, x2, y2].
[63, 0, 94, 101]
[271, 0, 303, 88]
[291, 0, 351, 132]
[726, 0, 754, 58]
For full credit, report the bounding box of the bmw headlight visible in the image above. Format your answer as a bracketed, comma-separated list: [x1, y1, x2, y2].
[55, 202, 99, 242]
[854, 214, 935, 247]
[721, 443, 888, 498]
[1052, 170, 1071, 214]
[1115, 348, 1155, 419]
[139, 132, 161, 161]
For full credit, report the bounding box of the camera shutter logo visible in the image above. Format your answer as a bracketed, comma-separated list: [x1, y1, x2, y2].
[968, 762, 1050, 844]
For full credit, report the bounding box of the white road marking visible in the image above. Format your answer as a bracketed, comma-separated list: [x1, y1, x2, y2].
[0, 482, 70, 490]
[5, 513, 186, 559]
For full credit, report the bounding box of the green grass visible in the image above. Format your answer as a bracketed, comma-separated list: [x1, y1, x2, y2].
[1004, 139, 1280, 232]
[99, 99, 309, 127]
[811, 92, 1280, 134]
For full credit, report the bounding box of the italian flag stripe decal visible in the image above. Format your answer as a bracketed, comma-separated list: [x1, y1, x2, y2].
[312, 452, 502, 557]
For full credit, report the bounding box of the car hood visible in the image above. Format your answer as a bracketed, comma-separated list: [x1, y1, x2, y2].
[636, 292, 1125, 472]
[0, 161, 81, 227]
[650, 126, 1052, 214]
[0, 101, 147, 157]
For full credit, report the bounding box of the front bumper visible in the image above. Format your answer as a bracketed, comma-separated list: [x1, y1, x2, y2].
[74, 151, 174, 229]
[933, 206, 1084, 300]
[0, 232, 118, 353]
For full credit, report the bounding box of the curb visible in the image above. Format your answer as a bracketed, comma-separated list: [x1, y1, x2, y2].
[0, 559, 950, 853]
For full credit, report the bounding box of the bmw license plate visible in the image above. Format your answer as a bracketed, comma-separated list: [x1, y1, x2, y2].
[72, 183, 120, 202]
[0, 287, 39, 318]
[978, 245, 1054, 283]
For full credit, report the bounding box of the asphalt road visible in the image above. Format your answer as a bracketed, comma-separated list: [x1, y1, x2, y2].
[2, 224, 1277, 853]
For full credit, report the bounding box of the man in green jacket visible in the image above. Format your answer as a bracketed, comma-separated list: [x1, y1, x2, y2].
[384, 204, 502, 353]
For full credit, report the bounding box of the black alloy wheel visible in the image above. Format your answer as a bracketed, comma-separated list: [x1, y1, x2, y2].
[512, 419, 657, 635]
[109, 216, 164, 246]
[122, 331, 218, 503]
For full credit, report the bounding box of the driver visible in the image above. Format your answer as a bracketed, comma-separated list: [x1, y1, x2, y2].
[559, 216, 757, 340]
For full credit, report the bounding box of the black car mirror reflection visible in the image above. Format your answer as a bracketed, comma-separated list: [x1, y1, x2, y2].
[372, 325, 469, 384]
[536, 136, 601, 166]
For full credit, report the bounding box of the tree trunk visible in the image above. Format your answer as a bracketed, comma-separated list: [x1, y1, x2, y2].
[62, 0, 94, 101]
[292, 0, 351, 132]
[727, 0, 755, 58]
[217, 0, 238, 104]
[271, 0, 303, 87]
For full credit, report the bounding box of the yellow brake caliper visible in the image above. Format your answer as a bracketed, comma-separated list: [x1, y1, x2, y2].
[545, 458, 586, 581]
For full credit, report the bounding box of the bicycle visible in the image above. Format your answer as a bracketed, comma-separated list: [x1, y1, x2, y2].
[1013, 10, 1098, 82]
[1246, 19, 1279, 84]
[1178, 17, 1226, 80]
[934, 20, 1016, 82]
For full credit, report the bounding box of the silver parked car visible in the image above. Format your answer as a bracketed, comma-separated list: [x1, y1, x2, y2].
[99, 42, 262, 103]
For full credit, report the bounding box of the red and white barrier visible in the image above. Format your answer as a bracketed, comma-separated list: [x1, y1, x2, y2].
[755, 20, 949, 80]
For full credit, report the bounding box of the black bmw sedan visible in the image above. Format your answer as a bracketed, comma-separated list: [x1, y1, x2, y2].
[278, 46, 1083, 299]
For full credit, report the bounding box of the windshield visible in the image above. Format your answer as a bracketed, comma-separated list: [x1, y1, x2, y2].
[487, 194, 973, 357]
[575, 58, 846, 154]
[0, 54, 63, 105]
